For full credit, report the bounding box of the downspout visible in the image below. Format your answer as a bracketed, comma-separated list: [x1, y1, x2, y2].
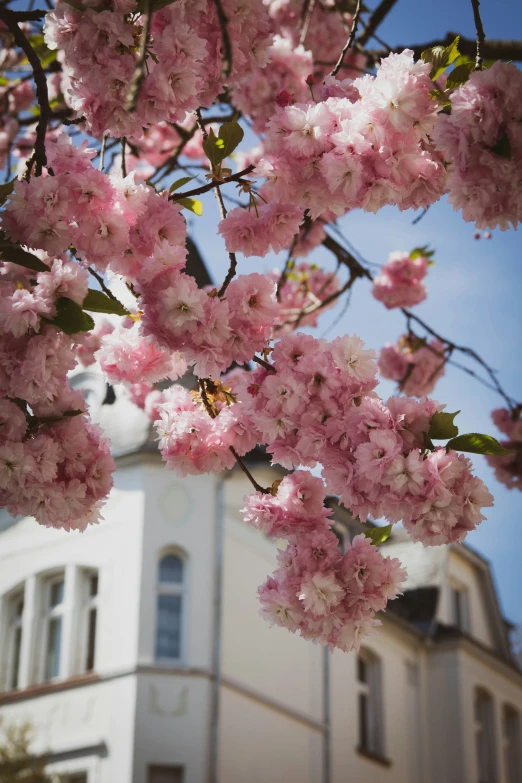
[208, 471, 227, 783]
[323, 646, 331, 783]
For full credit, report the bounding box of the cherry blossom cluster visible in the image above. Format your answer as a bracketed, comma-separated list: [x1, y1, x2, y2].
[243, 471, 406, 652]
[372, 251, 429, 309]
[264, 0, 366, 79]
[271, 261, 340, 331]
[140, 270, 278, 378]
[433, 61, 522, 230]
[486, 407, 522, 491]
[44, 0, 271, 138]
[0, 259, 114, 530]
[218, 200, 303, 258]
[1, 134, 188, 282]
[378, 335, 446, 397]
[255, 50, 447, 220]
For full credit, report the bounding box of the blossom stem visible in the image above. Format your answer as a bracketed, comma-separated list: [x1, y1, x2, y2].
[212, 0, 233, 79]
[298, 0, 316, 46]
[168, 165, 256, 201]
[126, 0, 153, 113]
[252, 355, 276, 373]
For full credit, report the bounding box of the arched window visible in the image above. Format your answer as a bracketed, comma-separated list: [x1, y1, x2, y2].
[155, 553, 185, 662]
[356, 649, 384, 757]
[503, 705, 521, 783]
[475, 688, 497, 783]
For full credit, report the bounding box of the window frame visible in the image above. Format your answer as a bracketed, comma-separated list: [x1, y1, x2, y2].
[155, 550, 187, 665]
[502, 703, 521, 783]
[148, 765, 184, 783]
[450, 582, 471, 634]
[474, 686, 498, 783]
[4, 588, 24, 691]
[356, 648, 385, 758]
[39, 573, 66, 683]
[81, 570, 99, 674]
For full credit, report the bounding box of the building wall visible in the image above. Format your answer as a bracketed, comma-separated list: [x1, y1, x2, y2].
[440, 549, 494, 648]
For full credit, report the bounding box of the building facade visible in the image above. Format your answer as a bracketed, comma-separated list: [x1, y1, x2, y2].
[0, 377, 521, 783]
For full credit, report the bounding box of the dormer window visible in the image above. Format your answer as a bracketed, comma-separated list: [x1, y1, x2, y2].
[450, 584, 471, 633]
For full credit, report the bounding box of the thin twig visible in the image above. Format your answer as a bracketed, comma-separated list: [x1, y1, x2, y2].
[252, 355, 276, 373]
[169, 165, 255, 201]
[299, 0, 316, 46]
[121, 137, 127, 178]
[470, 0, 486, 70]
[214, 184, 238, 297]
[369, 34, 522, 63]
[199, 379, 269, 493]
[99, 135, 107, 172]
[212, 0, 233, 79]
[126, 0, 153, 113]
[329, 0, 363, 78]
[0, 8, 52, 177]
[88, 268, 123, 305]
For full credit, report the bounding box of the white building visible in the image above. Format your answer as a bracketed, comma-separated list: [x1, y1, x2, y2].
[0, 370, 521, 783]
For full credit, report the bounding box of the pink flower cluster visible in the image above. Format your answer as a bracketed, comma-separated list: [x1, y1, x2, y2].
[2, 134, 188, 282]
[372, 251, 429, 309]
[140, 271, 278, 378]
[97, 319, 188, 386]
[486, 407, 522, 491]
[243, 471, 406, 652]
[44, 0, 271, 138]
[433, 61, 522, 230]
[272, 261, 339, 331]
[0, 260, 115, 530]
[256, 50, 447, 219]
[218, 200, 303, 258]
[378, 335, 446, 397]
[153, 383, 257, 475]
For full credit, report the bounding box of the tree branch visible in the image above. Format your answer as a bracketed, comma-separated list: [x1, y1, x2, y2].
[212, 0, 233, 79]
[125, 0, 153, 113]
[169, 165, 255, 201]
[369, 34, 522, 63]
[357, 0, 398, 47]
[329, 0, 363, 78]
[470, 0, 486, 70]
[0, 7, 51, 177]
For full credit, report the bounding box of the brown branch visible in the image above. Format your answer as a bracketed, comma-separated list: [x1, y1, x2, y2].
[470, 0, 486, 70]
[212, 0, 233, 79]
[329, 0, 363, 78]
[322, 231, 520, 412]
[357, 0, 398, 47]
[299, 0, 316, 46]
[369, 34, 522, 63]
[125, 0, 153, 113]
[88, 267, 123, 306]
[0, 9, 47, 21]
[0, 7, 51, 177]
[252, 355, 276, 373]
[169, 165, 255, 201]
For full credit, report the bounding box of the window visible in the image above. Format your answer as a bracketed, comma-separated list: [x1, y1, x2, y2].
[503, 705, 521, 783]
[42, 576, 65, 681]
[5, 591, 24, 690]
[356, 649, 384, 757]
[148, 766, 184, 783]
[155, 554, 185, 661]
[61, 775, 88, 783]
[83, 572, 99, 672]
[451, 584, 471, 633]
[474, 688, 497, 783]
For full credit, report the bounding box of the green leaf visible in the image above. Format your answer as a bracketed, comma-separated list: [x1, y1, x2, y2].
[83, 289, 129, 316]
[429, 411, 460, 440]
[0, 178, 15, 208]
[169, 176, 195, 193]
[446, 61, 474, 90]
[446, 433, 515, 456]
[410, 245, 435, 260]
[202, 119, 244, 169]
[490, 131, 512, 160]
[423, 431, 435, 452]
[364, 524, 393, 547]
[0, 235, 50, 272]
[422, 36, 460, 79]
[177, 197, 203, 216]
[46, 297, 95, 335]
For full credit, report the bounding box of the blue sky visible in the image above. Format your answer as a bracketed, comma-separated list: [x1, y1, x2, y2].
[188, 1, 522, 626]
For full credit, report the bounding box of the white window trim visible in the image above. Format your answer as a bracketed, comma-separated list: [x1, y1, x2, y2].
[450, 581, 471, 634]
[155, 552, 187, 665]
[503, 703, 521, 783]
[39, 574, 66, 684]
[356, 649, 385, 757]
[474, 687, 498, 783]
[80, 571, 99, 674]
[3, 589, 24, 692]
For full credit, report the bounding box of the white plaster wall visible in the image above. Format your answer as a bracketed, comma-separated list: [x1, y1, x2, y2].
[438, 550, 494, 648]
